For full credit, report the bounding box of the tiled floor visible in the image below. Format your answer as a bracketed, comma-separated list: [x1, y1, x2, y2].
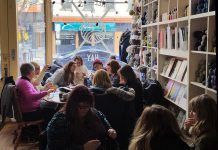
[0, 123, 38, 150]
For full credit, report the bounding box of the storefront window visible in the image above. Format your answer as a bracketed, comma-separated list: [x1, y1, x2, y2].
[16, 0, 45, 68]
[52, 0, 132, 69]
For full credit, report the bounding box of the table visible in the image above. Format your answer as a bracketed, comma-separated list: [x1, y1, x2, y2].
[44, 91, 66, 104]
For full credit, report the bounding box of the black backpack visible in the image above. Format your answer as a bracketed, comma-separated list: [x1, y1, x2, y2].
[142, 79, 164, 106]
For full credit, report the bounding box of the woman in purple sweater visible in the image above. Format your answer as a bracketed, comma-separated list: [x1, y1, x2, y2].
[16, 63, 54, 122]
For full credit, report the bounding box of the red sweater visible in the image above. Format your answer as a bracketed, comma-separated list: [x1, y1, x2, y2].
[16, 77, 48, 113]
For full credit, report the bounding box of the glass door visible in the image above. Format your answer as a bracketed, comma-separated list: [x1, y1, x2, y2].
[16, 0, 46, 68]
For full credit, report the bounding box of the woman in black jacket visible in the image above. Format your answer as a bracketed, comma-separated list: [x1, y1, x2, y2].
[47, 85, 117, 150]
[129, 105, 190, 150]
[90, 69, 137, 150]
[118, 65, 144, 117]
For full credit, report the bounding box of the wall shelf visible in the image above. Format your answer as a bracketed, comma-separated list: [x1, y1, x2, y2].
[140, 0, 217, 121]
[160, 49, 188, 59]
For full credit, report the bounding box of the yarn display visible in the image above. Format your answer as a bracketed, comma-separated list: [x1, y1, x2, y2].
[193, 30, 207, 51]
[195, 60, 206, 85]
[192, 0, 208, 15]
[207, 59, 216, 90]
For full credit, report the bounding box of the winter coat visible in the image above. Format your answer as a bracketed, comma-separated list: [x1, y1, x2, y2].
[90, 87, 137, 150]
[150, 131, 191, 150]
[47, 110, 112, 150]
[192, 131, 217, 150]
[125, 78, 144, 117]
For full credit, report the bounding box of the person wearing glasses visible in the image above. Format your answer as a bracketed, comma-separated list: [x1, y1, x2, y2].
[47, 85, 117, 150]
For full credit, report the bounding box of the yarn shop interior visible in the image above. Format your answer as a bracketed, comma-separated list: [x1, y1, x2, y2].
[0, 0, 217, 150]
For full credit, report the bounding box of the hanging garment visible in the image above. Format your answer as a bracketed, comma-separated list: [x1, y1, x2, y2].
[119, 31, 131, 63]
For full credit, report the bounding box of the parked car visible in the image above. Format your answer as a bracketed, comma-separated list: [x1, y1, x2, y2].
[53, 49, 126, 70]
[52, 48, 140, 79]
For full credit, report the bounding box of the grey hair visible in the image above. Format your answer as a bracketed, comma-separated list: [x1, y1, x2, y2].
[20, 63, 35, 77]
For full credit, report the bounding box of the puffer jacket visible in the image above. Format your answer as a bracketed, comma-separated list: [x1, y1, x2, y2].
[90, 87, 137, 150]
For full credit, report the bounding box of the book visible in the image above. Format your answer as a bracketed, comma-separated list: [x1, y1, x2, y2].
[171, 28, 176, 49]
[161, 59, 170, 74]
[168, 82, 181, 101]
[170, 60, 182, 79]
[182, 69, 187, 83]
[164, 80, 175, 97]
[175, 60, 187, 81]
[165, 58, 176, 77]
[175, 85, 186, 104]
[167, 26, 172, 49]
[178, 27, 188, 50]
[177, 110, 186, 128]
[178, 90, 187, 110]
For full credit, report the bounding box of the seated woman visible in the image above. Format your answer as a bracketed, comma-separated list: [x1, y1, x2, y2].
[106, 60, 120, 87]
[16, 63, 54, 122]
[129, 105, 190, 150]
[46, 61, 76, 87]
[90, 69, 137, 150]
[47, 85, 117, 150]
[183, 94, 217, 150]
[74, 56, 89, 85]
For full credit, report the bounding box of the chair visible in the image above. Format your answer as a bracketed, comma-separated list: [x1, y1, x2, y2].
[12, 87, 44, 150]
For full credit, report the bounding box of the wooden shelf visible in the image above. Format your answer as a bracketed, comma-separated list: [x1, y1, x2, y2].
[191, 82, 217, 94]
[142, 23, 158, 28]
[191, 51, 216, 55]
[191, 51, 207, 55]
[160, 49, 188, 59]
[164, 96, 186, 111]
[207, 52, 216, 55]
[190, 11, 215, 20]
[143, 0, 158, 7]
[160, 74, 187, 85]
[159, 16, 189, 25]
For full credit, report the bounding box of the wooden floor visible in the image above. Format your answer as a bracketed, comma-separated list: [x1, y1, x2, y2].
[0, 123, 39, 150]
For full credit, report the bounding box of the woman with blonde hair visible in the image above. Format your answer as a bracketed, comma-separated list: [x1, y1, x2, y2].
[46, 61, 76, 87]
[184, 94, 217, 150]
[129, 105, 190, 150]
[91, 69, 137, 150]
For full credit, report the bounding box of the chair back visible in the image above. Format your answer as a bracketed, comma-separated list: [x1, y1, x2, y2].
[11, 87, 23, 123]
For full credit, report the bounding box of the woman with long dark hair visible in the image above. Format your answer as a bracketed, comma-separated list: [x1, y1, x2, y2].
[74, 56, 89, 85]
[106, 60, 121, 87]
[118, 65, 143, 117]
[46, 61, 76, 87]
[47, 85, 117, 150]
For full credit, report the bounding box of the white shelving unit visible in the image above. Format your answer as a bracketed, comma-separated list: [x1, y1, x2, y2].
[140, 0, 216, 122]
